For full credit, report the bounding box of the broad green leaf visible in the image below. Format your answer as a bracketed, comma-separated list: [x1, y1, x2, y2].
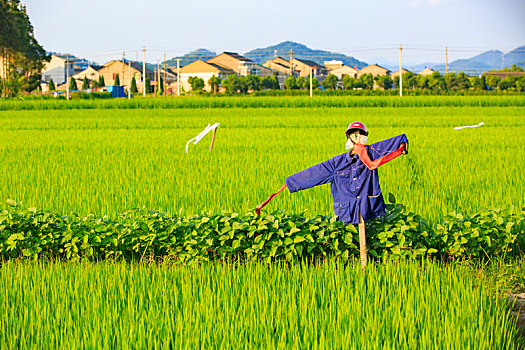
[293, 236, 306, 243]
[6, 199, 18, 207]
[289, 227, 300, 235]
[345, 224, 358, 234]
[388, 193, 396, 204]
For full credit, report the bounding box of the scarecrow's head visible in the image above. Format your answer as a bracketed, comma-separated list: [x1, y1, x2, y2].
[345, 121, 368, 150]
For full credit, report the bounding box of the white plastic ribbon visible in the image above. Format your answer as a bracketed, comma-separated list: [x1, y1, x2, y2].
[186, 123, 220, 153]
[454, 122, 484, 130]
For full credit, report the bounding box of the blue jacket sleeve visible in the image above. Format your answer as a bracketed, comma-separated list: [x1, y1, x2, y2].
[286, 158, 334, 193]
[367, 134, 409, 161]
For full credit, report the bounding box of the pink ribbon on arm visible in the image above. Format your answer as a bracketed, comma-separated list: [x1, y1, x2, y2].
[256, 184, 287, 216]
[353, 143, 406, 171]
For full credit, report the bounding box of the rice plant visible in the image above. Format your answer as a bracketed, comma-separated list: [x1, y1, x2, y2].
[0, 259, 520, 349]
[0, 95, 524, 111]
[0, 105, 523, 224]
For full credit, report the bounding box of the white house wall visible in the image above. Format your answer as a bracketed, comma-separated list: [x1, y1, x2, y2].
[180, 72, 218, 92]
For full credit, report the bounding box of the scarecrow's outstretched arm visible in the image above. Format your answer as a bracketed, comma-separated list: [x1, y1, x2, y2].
[368, 134, 409, 160]
[285, 158, 334, 193]
[354, 143, 406, 171]
[256, 158, 334, 216]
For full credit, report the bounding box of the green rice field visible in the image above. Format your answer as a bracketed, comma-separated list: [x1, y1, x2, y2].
[1, 101, 523, 223]
[0, 96, 524, 348]
[0, 260, 520, 349]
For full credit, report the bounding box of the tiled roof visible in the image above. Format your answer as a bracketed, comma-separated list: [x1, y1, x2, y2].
[222, 52, 254, 63]
[207, 62, 235, 73]
[294, 58, 322, 67]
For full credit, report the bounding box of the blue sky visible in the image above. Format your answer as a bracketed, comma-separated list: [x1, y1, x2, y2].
[24, 0, 525, 65]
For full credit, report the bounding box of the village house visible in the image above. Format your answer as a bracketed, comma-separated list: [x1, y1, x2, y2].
[390, 68, 411, 78]
[262, 56, 327, 78]
[256, 64, 275, 78]
[41, 54, 78, 85]
[97, 60, 154, 93]
[292, 58, 327, 77]
[255, 64, 286, 88]
[179, 60, 234, 92]
[148, 65, 178, 94]
[328, 65, 358, 79]
[357, 64, 390, 78]
[72, 65, 102, 82]
[418, 67, 435, 76]
[262, 57, 296, 76]
[207, 52, 259, 76]
[59, 65, 103, 90]
[156, 67, 179, 95]
[324, 60, 344, 71]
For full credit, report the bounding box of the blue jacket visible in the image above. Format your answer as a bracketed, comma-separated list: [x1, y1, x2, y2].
[286, 135, 408, 224]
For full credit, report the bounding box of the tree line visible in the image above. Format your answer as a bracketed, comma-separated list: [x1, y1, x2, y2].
[0, 0, 47, 97]
[188, 74, 281, 94]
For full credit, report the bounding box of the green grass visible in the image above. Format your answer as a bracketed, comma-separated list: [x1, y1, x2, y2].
[0, 259, 521, 349]
[0, 105, 523, 224]
[0, 95, 524, 110]
[467, 257, 525, 295]
[1, 96, 524, 348]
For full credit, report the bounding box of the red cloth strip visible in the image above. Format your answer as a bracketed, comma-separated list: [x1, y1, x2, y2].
[256, 184, 287, 216]
[354, 143, 406, 171]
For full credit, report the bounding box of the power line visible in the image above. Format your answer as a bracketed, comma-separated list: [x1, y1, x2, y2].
[50, 43, 525, 73]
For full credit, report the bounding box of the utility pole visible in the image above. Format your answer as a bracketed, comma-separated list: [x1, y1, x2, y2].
[502, 53, 505, 69]
[163, 53, 167, 97]
[121, 51, 125, 98]
[128, 58, 131, 99]
[445, 47, 449, 74]
[142, 46, 146, 97]
[310, 68, 313, 98]
[122, 51, 125, 84]
[177, 58, 181, 96]
[157, 61, 160, 97]
[289, 49, 294, 76]
[66, 54, 70, 100]
[154, 66, 157, 97]
[399, 45, 403, 97]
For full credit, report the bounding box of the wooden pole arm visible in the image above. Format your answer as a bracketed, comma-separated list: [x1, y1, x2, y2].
[256, 184, 287, 216]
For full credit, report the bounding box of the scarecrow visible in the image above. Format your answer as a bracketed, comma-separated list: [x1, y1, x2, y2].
[256, 122, 408, 268]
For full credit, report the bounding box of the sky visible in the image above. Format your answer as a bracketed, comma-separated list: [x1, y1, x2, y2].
[23, 0, 525, 65]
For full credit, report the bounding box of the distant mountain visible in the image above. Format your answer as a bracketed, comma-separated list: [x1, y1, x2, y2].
[431, 47, 525, 74]
[162, 43, 525, 75]
[165, 49, 217, 67]
[433, 50, 503, 73]
[243, 41, 368, 69]
[369, 45, 525, 75]
[504, 45, 525, 67]
[369, 57, 439, 73]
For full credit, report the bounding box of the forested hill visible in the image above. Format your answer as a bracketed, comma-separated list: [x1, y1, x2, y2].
[244, 41, 368, 68]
